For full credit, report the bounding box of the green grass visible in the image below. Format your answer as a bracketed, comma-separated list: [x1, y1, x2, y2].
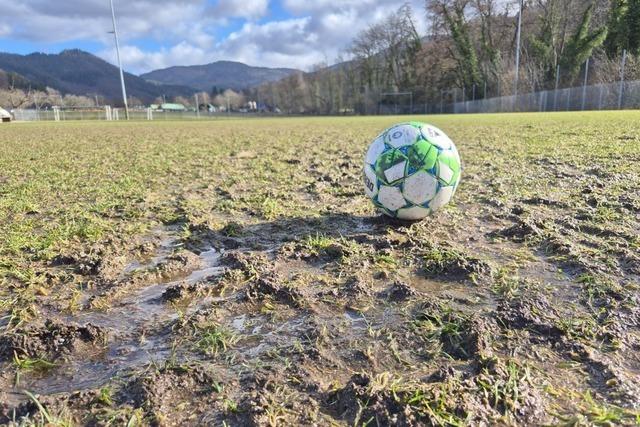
[13, 351, 56, 385]
[194, 322, 239, 355]
[1, 112, 639, 424]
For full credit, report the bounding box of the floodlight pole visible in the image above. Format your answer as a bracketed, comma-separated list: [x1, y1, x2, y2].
[514, 0, 523, 98]
[110, 0, 129, 120]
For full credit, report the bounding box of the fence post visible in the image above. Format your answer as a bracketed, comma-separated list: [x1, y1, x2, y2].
[598, 85, 604, 110]
[581, 58, 589, 110]
[618, 49, 627, 109]
[553, 65, 560, 111]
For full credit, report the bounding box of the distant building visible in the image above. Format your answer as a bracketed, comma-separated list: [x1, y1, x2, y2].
[150, 103, 186, 112]
[0, 107, 11, 122]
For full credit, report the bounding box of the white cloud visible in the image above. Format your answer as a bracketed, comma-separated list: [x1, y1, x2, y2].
[1, 1, 212, 45]
[211, 0, 269, 20]
[0, 24, 11, 37]
[99, 42, 216, 73]
[1, 0, 427, 74]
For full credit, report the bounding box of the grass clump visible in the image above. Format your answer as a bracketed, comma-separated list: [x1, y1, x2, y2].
[412, 304, 477, 360]
[194, 323, 239, 355]
[13, 351, 56, 385]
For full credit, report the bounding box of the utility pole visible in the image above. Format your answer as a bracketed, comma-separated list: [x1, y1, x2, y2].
[109, 0, 129, 120]
[514, 0, 523, 99]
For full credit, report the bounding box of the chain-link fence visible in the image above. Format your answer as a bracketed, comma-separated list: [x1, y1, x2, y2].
[7, 78, 640, 122]
[9, 107, 259, 121]
[443, 79, 640, 114]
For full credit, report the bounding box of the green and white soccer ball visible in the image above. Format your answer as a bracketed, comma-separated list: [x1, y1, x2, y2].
[363, 122, 461, 220]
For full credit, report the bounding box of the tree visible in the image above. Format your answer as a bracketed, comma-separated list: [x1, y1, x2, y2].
[0, 86, 33, 109]
[174, 95, 192, 108]
[213, 89, 245, 110]
[62, 94, 95, 108]
[349, 4, 422, 96]
[559, 4, 608, 82]
[427, 0, 485, 92]
[605, 0, 640, 56]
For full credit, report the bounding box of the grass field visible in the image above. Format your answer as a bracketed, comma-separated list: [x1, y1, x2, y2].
[0, 112, 639, 425]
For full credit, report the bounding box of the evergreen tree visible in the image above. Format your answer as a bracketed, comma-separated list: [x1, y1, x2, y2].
[442, 4, 483, 92]
[627, 0, 640, 54]
[560, 4, 607, 82]
[604, 0, 629, 56]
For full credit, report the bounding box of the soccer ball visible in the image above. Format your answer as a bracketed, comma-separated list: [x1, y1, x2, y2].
[363, 122, 461, 220]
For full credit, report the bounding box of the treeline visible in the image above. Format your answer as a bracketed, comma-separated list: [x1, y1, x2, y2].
[248, 0, 640, 114]
[0, 72, 98, 109]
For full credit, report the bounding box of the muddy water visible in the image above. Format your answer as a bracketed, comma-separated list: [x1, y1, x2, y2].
[15, 242, 225, 398]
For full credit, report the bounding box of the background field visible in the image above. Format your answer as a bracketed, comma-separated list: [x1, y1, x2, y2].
[0, 113, 639, 425]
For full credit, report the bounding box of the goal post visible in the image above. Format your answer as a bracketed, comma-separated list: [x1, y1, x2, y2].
[378, 92, 413, 115]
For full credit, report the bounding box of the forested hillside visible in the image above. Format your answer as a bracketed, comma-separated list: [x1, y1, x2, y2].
[250, 1, 640, 114]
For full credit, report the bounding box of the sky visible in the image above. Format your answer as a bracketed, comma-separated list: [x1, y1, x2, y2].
[0, 0, 427, 75]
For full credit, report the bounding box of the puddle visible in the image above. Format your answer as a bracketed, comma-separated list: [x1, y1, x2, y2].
[344, 309, 368, 329]
[14, 240, 225, 397]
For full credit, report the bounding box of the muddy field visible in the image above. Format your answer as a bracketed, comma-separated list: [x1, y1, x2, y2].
[0, 113, 639, 426]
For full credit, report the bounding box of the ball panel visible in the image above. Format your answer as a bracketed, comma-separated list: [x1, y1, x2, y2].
[422, 125, 453, 150]
[429, 186, 454, 212]
[397, 206, 431, 220]
[402, 170, 437, 205]
[385, 124, 420, 148]
[407, 139, 437, 172]
[437, 151, 461, 185]
[365, 135, 386, 165]
[375, 149, 407, 184]
[437, 160, 454, 184]
[377, 185, 407, 212]
[383, 161, 407, 183]
[363, 164, 378, 199]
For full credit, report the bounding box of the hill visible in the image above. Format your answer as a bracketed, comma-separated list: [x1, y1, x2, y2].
[0, 50, 194, 102]
[141, 61, 300, 91]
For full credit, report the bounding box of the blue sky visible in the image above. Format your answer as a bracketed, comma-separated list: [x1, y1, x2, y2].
[0, 0, 425, 74]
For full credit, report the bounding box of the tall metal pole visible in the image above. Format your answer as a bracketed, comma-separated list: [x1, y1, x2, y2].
[581, 58, 589, 110]
[514, 0, 523, 99]
[110, 0, 129, 120]
[195, 93, 200, 118]
[618, 49, 627, 110]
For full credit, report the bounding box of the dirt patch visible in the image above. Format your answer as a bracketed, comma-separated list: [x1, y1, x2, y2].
[0, 320, 106, 361]
[377, 280, 418, 301]
[412, 301, 492, 360]
[495, 294, 565, 342]
[420, 245, 494, 282]
[122, 365, 223, 424]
